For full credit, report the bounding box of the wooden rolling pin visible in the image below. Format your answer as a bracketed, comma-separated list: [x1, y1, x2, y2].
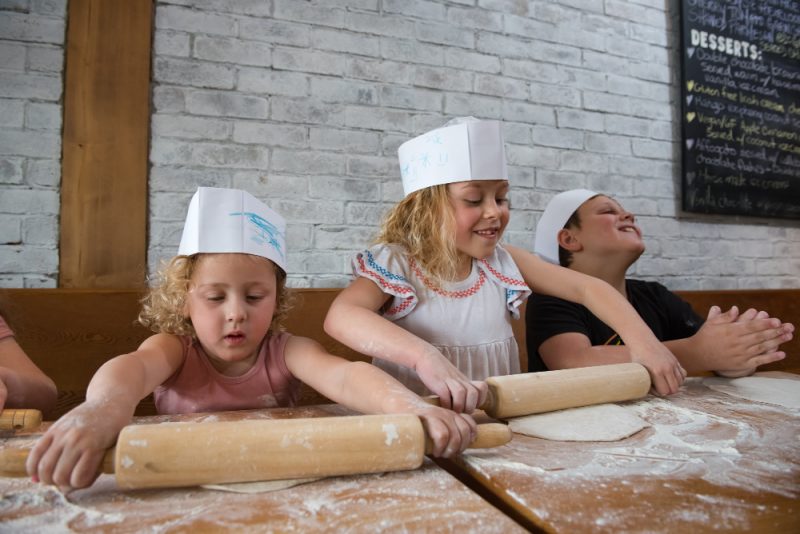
[485, 363, 650, 418]
[0, 409, 42, 431]
[0, 414, 510, 489]
[429, 363, 651, 419]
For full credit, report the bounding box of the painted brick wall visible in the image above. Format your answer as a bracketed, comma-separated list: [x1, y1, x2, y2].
[1, 1, 798, 290]
[0, 0, 65, 288]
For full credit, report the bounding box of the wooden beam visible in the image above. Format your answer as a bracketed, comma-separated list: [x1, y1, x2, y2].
[59, 0, 153, 288]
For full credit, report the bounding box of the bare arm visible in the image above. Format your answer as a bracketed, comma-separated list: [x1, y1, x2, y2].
[0, 336, 57, 415]
[285, 335, 477, 458]
[506, 244, 685, 395]
[323, 277, 487, 412]
[26, 334, 185, 490]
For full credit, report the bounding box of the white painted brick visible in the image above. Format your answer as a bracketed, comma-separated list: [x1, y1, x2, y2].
[0, 12, 64, 43]
[585, 133, 632, 155]
[186, 90, 268, 119]
[315, 225, 375, 249]
[273, 0, 346, 27]
[479, 0, 527, 15]
[445, 49, 501, 74]
[0, 99, 24, 128]
[415, 21, 474, 48]
[503, 58, 561, 84]
[194, 35, 272, 67]
[152, 113, 232, 140]
[0, 42, 25, 71]
[348, 155, 396, 178]
[237, 67, 308, 97]
[0, 130, 59, 158]
[27, 44, 62, 72]
[381, 38, 445, 66]
[309, 127, 379, 154]
[234, 122, 307, 148]
[30, 0, 66, 17]
[152, 86, 187, 113]
[345, 202, 389, 226]
[0, 246, 57, 272]
[315, 0, 377, 10]
[153, 57, 235, 89]
[309, 177, 379, 202]
[311, 78, 377, 106]
[380, 85, 441, 112]
[0, 215, 21, 243]
[151, 139, 269, 169]
[311, 28, 380, 57]
[0, 71, 61, 100]
[532, 126, 584, 150]
[529, 82, 581, 107]
[383, 0, 446, 21]
[271, 149, 346, 175]
[346, 57, 413, 84]
[163, 0, 273, 17]
[476, 32, 533, 60]
[21, 214, 56, 244]
[153, 31, 191, 57]
[0, 158, 23, 185]
[345, 11, 414, 38]
[474, 74, 527, 99]
[446, 6, 503, 31]
[271, 97, 346, 126]
[501, 101, 556, 126]
[344, 106, 414, 133]
[273, 47, 346, 75]
[444, 93, 502, 120]
[25, 102, 60, 130]
[272, 198, 344, 224]
[156, 5, 237, 36]
[556, 109, 604, 132]
[238, 18, 310, 47]
[25, 158, 59, 187]
[632, 138, 674, 159]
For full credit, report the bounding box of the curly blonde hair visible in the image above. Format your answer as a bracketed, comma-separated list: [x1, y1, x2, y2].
[375, 184, 461, 284]
[138, 254, 292, 338]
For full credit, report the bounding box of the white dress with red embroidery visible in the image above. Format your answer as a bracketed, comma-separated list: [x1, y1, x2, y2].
[352, 243, 531, 395]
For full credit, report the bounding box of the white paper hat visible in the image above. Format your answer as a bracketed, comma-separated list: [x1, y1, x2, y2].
[397, 117, 508, 196]
[533, 189, 598, 264]
[178, 187, 287, 271]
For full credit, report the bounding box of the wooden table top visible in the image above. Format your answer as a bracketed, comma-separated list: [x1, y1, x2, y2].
[0, 405, 526, 533]
[440, 372, 800, 533]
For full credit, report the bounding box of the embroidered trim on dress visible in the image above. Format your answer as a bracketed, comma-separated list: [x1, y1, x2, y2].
[356, 252, 414, 295]
[480, 258, 527, 288]
[408, 257, 486, 298]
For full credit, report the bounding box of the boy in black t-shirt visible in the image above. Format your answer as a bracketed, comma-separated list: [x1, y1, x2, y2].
[527, 189, 794, 377]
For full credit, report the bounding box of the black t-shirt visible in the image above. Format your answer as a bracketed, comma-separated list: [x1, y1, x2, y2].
[525, 279, 703, 372]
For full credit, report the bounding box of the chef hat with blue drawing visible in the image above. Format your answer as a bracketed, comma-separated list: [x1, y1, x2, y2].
[178, 187, 287, 272]
[397, 117, 508, 197]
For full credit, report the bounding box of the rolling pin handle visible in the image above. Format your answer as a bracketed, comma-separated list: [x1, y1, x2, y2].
[0, 409, 43, 431]
[423, 423, 511, 455]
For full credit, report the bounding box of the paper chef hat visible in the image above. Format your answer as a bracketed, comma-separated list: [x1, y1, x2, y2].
[533, 189, 598, 264]
[397, 117, 508, 196]
[178, 187, 287, 272]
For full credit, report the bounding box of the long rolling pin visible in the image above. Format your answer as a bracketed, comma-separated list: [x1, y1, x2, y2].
[0, 414, 510, 489]
[429, 363, 651, 419]
[0, 409, 42, 431]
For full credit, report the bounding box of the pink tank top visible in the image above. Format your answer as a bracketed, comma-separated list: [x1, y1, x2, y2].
[154, 332, 300, 414]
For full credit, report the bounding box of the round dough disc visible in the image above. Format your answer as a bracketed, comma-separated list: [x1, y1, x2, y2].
[703, 376, 800, 409]
[508, 403, 649, 442]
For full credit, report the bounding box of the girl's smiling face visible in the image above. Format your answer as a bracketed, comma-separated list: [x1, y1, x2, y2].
[447, 180, 510, 277]
[184, 253, 277, 376]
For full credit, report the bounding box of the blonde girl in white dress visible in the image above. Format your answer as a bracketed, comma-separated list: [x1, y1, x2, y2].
[324, 118, 685, 414]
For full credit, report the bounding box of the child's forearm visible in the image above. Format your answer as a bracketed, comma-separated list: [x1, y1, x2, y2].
[85, 355, 152, 419]
[325, 301, 438, 371]
[330, 360, 431, 415]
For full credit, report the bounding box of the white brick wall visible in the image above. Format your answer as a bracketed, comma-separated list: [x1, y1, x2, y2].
[0, 0, 65, 288]
[1, 0, 798, 290]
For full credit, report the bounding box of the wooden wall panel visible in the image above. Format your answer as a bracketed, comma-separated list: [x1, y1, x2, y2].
[59, 0, 153, 288]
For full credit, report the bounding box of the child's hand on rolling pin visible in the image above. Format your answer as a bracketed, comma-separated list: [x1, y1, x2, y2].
[415, 348, 488, 414]
[26, 401, 129, 491]
[629, 340, 686, 396]
[415, 404, 477, 458]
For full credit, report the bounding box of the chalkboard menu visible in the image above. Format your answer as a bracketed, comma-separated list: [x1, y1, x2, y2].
[680, 0, 800, 219]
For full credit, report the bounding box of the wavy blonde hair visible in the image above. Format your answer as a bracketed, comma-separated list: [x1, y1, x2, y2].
[375, 184, 460, 284]
[138, 254, 292, 338]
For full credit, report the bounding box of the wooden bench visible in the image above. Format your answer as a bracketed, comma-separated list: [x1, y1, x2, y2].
[1, 287, 797, 420]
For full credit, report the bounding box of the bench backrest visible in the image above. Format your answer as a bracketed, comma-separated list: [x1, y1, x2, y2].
[1, 287, 797, 419]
